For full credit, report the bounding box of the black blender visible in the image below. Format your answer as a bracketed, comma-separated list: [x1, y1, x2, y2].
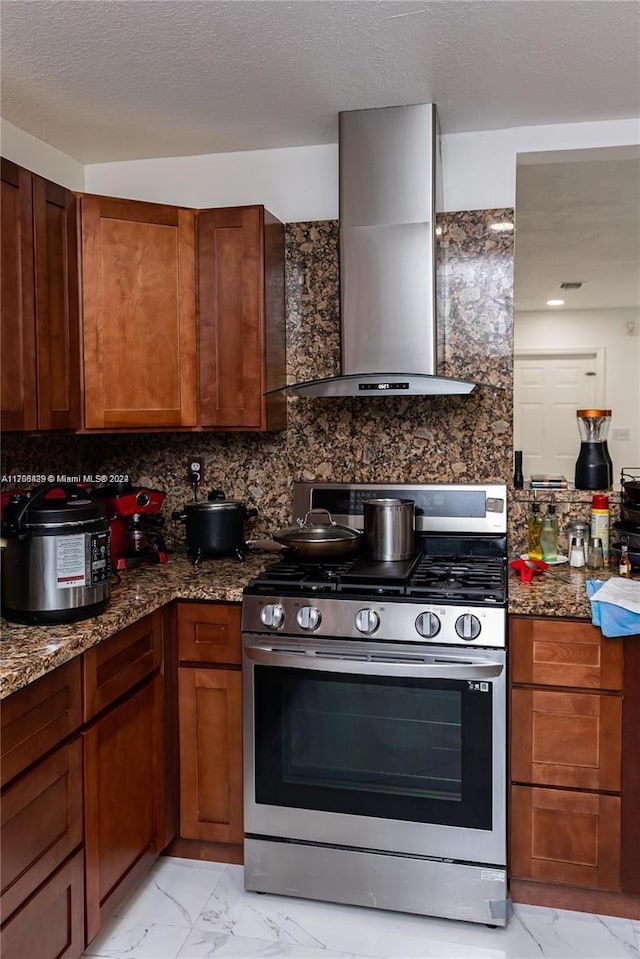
[574, 409, 613, 490]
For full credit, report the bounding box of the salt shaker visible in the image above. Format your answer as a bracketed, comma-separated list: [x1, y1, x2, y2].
[587, 537, 604, 571]
[569, 535, 586, 568]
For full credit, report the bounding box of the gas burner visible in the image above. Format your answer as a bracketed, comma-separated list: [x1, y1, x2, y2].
[406, 555, 506, 603]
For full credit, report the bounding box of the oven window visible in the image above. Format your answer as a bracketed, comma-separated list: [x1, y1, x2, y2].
[253, 666, 493, 830]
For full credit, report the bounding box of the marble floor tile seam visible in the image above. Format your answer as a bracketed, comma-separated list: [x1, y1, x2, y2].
[81, 858, 640, 959]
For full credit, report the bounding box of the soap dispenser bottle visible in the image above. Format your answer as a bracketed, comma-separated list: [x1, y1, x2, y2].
[527, 495, 543, 561]
[540, 499, 559, 563]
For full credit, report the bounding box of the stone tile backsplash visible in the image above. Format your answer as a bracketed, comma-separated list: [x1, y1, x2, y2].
[2, 211, 515, 547]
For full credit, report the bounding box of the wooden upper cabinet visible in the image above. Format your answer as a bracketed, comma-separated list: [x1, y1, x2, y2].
[1, 159, 37, 431]
[1, 161, 80, 432]
[32, 175, 81, 430]
[80, 195, 197, 430]
[197, 205, 286, 431]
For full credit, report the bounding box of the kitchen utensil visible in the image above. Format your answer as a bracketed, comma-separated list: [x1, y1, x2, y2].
[272, 508, 363, 561]
[172, 489, 258, 565]
[1, 483, 111, 624]
[363, 498, 415, 562]
[612, 521, 640, 553]
[92, 484, 167, 570]
[621, 471, 640, 505]
[574, 409, 613, 490]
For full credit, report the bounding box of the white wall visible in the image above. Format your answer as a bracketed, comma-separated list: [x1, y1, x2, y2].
[1, 119, 85, 190]
[2, 115, 637, 221]
[515, 307, 640, 479]
[83, 117, 640, 221]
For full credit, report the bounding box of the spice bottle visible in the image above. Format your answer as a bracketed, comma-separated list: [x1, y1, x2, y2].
[619, 543, 632, 578]
[540, 501, 559, 563]
[527, 496, 543, 561]
[590, 494, 610, 568]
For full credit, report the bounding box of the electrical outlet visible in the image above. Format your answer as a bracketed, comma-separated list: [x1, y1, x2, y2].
[187, 458, 204, 485]
[612, 429, 631, 442]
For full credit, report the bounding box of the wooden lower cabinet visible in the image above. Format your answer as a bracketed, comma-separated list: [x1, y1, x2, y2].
[509, 614, 640, 918]
[510, 785, 621, 890]
[176, 602, 244, 856]
[0, 850, 85, 959]
[83, 673, 164, 943]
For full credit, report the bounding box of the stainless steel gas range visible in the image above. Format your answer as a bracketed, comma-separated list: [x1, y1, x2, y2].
[241, 482, 509, 926]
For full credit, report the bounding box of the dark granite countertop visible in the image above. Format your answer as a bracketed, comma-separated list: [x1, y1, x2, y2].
[1, 550, 627, 700]
[0, 551, 274, 700]
[507, 565, 615, 619]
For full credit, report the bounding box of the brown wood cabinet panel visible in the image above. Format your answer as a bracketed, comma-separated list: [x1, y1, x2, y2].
[510, 785, 621, 891]
[84, 674, 164, 943]
[83, 610, 162, 721]
[510, 617, 623, 690]
[1, 738, 83, 921]
[0, 849, 85, 959]
[198, 205, 286, 431]
[32, 175, 80, 430]
[178, 667, 243, 844]
[511, 687, 622, 791]
[1, 658, 82, 788]
[80, 194, 197, 429]
[1, 158, 36, 431]
[177, 601, 241, 665]
[622, 637, 640, 894]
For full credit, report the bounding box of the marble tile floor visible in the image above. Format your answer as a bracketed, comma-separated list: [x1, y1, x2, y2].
[82, 857, 640, 959]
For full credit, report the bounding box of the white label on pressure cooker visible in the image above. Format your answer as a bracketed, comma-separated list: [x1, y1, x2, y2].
[55, 535, 86, 588]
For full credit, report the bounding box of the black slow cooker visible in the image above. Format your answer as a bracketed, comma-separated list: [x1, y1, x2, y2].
[172, 489, 258, 565]
[1, 483, 111, 625]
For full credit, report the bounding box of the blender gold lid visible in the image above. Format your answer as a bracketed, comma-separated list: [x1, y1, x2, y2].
[576, 409, 611, 417]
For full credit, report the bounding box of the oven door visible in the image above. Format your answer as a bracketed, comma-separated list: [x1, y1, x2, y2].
[243, 636, 506, 865]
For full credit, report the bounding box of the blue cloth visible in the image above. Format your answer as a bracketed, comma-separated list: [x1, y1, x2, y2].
[587, 579, 640, 638]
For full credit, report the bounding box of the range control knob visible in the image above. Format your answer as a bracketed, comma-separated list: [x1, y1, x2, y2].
[296, 606, 321, 631]
[354, 608, 380, 634]
[260, 603, 284, 629]
[415, 611, 441, 639]
[455, 613, 481, 641]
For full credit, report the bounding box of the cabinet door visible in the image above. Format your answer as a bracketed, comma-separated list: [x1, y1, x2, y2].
[81, 195, 197, 429]
[511, 688, 622, 791]
[510, 785, 621, 891]
[198, 205, 286, 431]
[510, 617, 623, 690]
[1, 159, 36, 431]
[178, 667, 243, 844]
[33, 175, 80, 430]
[1, 738, 83, 921]
[0, 850, 85, 959]
[83, 674, 164, 943]
[177, 601, 241, 665]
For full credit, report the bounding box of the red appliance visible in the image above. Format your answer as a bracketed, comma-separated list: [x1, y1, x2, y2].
[92, 484, 168, 570]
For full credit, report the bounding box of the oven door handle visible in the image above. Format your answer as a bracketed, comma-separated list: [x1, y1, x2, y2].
[243, 645, 504, 679]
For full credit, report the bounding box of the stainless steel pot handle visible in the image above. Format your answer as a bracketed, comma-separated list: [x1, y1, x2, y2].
[297, 508, 336, 528]
[244, 644, 504, 680]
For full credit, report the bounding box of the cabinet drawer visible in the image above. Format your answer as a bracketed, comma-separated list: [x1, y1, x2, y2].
[83, 611, 162, 721]
[1, 737, 83, 922]
[1, 659, 82, 787]
[511, 688, 622, 791]
[510, 785, 621, 891]
[0, 849, 85, 959]
[510, 617, 623, 690]
[177, 602, 241, 665]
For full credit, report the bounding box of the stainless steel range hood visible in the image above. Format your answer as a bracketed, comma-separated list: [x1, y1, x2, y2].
[275, 103, 475, 398]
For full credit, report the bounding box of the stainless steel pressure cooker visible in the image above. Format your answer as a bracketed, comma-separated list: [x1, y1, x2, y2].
[1, 483, 111, 625]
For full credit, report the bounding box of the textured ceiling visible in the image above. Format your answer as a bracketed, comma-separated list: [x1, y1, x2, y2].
[1, 0, 639, 163]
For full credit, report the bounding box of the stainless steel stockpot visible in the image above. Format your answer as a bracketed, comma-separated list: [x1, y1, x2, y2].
[363, 498, 415, 561]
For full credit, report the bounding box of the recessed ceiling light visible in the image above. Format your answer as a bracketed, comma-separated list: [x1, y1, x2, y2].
[546, 299, 565, 307]
[489, 221, 514, 232]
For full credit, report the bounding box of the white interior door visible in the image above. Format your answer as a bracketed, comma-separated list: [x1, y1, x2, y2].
[514, 350, 604, 479]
